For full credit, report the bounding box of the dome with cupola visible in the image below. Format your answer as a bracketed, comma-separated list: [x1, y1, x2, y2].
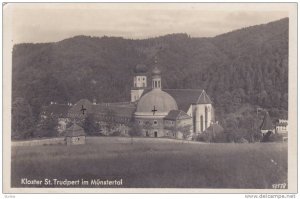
[135, 59, 178, 117]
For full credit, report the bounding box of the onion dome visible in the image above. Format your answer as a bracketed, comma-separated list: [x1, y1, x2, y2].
[134, 64, 147, 74]
[152, 66, 161, 76]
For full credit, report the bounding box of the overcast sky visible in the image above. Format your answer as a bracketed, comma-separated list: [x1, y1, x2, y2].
[6, 3, 291, 44]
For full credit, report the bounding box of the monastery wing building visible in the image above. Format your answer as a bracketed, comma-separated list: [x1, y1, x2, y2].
[41, 62, 216, 139]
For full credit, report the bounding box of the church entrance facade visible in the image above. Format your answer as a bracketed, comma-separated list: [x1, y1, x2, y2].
[154, 131, 157, 137]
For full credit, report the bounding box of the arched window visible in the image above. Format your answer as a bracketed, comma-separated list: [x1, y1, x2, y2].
[193, 113, 196, 132]
[200, 115, 203, 132]
[205, 106, 208, 129]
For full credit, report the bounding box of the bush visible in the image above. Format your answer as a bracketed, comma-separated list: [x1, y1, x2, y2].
[195, 133, 209, 142]
[111, 131, 121, 136]
[82, 114, 100, 135]
[262, 132, 284, 142]
[236, 138, 249, 143]
[34, 116, 59, 138]
[261, 131, 273, 142]
[195, 132, 227, 143]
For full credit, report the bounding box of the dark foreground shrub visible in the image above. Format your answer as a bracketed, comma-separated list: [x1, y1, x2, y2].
[111, 131, 121, 136]
[263, 133, 285, 142]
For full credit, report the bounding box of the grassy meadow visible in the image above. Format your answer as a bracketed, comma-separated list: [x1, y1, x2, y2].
[11, 137, 287, 188]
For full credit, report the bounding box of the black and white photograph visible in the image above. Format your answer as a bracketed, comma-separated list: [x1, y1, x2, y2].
[2, 2, 298, 194]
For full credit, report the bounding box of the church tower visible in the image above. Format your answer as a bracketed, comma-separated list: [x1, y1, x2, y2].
[152, 66, 161, 90]
[195, 90, 213, 133]
[131, 64, 147, 102]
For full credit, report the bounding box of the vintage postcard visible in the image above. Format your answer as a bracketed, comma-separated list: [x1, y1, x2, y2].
[2, 2, 298, 194]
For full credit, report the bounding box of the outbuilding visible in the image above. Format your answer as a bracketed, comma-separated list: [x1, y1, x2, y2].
[65, 123, 86, 145]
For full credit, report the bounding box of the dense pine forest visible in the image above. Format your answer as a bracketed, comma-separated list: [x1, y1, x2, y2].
[12, 18, 288, 139]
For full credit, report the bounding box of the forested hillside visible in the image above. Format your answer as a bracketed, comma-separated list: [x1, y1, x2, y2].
[12, 18, 288, 127]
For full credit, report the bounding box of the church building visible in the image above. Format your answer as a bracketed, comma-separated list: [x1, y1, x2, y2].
[41, 60, 216, 139]
[132, 61, 215, 138]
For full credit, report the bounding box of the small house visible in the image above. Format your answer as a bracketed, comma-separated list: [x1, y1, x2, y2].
[275, 119, 288, 134]
[65, 123, 86, 145]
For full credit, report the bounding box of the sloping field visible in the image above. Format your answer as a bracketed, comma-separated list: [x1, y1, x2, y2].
[11, 137, 287, 188]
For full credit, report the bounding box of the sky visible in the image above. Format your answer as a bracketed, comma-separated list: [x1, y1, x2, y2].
[5, 3, 292, 44]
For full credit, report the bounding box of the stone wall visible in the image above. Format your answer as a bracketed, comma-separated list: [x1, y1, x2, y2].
[12, 138, 65, 147]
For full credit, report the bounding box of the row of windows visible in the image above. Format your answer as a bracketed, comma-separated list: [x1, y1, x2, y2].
[137, 120, 183, 126]
[152, 80, 161, 88]
[276, 126, 287, 130]
[166, 132, 176, 137]
[138, 120, 158, 125]
[137, 77, 146, 81]
[165, 121, 174, 125]
[97, 115, 130, 123]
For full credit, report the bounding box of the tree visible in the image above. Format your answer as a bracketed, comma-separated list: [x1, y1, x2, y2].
[128, 121, 142, 144]
[178, 124, 192, 143]
[11, 97, 35, 139]
[83, 113, 99, 135]
[35, 116, 58, 138]
[103, 108, 117, 135]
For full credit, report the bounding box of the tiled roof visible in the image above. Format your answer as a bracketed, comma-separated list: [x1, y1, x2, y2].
[164, 89, 203, 111]
[197, 90, 212, 104]
[164, 110, 192, 120]
[41, 104, 70, 117]
[276, 122, 288, 127]
[91, 103, 136, 118]
[142, 88, 211, 112]
[205, 123, 224, 134]
[68, 99, 92, 116]
[65, 123, 85, 137]
[260, 112, 274, 130]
